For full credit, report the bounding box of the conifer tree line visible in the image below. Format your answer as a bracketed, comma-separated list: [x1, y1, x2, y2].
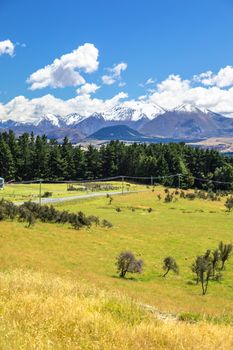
[1, 130, 233, 189]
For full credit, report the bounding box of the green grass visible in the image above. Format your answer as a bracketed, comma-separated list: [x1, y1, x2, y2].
[0, 181, 143, 202]
[0, 185, 233, 322]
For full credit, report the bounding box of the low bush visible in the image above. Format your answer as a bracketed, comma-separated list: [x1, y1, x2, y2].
[0, 199, 111, 231]
[41, 191, 53, 198]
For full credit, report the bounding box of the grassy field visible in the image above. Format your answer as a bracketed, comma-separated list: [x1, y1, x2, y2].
[0, 181, 142, 202]
[0, 185, 233, 348]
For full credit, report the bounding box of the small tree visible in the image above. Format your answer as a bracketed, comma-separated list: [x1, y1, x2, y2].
[219, 241, 232, 270]
[196, 256, 212, 295]
[225, 196, 233, 212]
[162, 256, 179, 277]
[211, 249, 220, 276]
[191, 255, 203, 284]
[116, 251, 143, 278]
[27, 212, 35, 227]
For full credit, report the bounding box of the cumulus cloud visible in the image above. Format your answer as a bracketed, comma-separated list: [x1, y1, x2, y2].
[3, 65, 233, 122]
[102, 62, 127, 85]
[147, 73, 233, 115]
[76, 83, 100, 95]
[0, 92, 128, 122]
[193, 65, 233, 88]
[0, 39, 15, 56]
[27, 43, 99, 90]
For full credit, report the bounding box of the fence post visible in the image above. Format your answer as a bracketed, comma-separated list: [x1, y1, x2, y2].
[122, 176, 124, 195]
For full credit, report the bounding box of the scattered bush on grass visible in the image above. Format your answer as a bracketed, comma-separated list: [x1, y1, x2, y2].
[0, 199, 111, 231]
[41, 191, 53, 198]
[219, 241, 232, 270]
[116, 251, 143, 278]
[225, 196, 233, 212]
[162, 256, 179, 277]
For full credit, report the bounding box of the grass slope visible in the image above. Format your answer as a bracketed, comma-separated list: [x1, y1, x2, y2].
[1, 269, 233, 350]
[1, 186, 233, 348]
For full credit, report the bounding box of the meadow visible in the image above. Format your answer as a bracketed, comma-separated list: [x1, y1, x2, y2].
[0, 181, 141, 202]
[0, 184, 233, 349]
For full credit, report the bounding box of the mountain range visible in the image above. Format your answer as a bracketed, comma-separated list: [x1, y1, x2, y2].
[1, 103, 233, 142]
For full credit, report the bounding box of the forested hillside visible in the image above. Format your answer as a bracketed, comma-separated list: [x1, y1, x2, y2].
[0, 130, 233, 189]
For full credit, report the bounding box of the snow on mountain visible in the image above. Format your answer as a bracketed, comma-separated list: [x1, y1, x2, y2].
[123, 101, 166, 119]
[61, 113, 85, 126]
[102, 102, 165, 122]
[103, 106, 136, 121]
[174, 104, 209, 114]
[35, 113, 61, 127]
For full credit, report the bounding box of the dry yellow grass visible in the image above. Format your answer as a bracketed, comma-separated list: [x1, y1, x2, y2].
[0, 269, 233, 350]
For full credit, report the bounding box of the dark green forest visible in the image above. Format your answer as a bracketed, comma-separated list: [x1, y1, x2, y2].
[0, 130, 233, 189]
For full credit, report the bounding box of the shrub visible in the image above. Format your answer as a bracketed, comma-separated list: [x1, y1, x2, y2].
[164, 192, 173, 203]
[162, 256, 179, 277]
[185, 193, 196, 200]
[219, 241, 232, 270]
[225, 196, 233, 212]
[101, 219, 113, 228]
[26, 212, 36, 227]
[0, 199, 109, 231]
[116, 251, 143, 278]
[41, 191, 53, 198]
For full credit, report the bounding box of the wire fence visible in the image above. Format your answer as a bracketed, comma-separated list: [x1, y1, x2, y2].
[5, 173, 233, 186]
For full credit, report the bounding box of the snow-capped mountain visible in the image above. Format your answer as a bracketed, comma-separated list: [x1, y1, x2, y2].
[35, 113, 62, 128]
[102, 106, 144, 121]
[1, 103, 233, 142]
[174, 104, 209, 114]
[122, 101, 166, 119]
[140, 103, 233, 139]
[61, 113, 86, 126]
[102, 103, 165, 122]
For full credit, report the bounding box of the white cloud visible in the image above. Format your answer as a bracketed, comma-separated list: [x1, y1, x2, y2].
[0, 39, 15, 56]
[101, 75, 116, 85]
[193, 65, 233, 88]
[76, 83, 100, 95]
[3, 65, 233, 122]
[27, 43, 99, 90]
[147, 73, 233, 115]
[102, 62, 127, 85]
[145, 78, 155, 85]
[0, 92, 128, 122]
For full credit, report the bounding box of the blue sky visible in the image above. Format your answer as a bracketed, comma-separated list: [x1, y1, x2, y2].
[1, 0, 233, 120]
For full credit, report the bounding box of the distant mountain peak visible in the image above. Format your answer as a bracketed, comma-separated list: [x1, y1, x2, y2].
[35, 113, 61, 127]
[174, 104, 208, 114]
[89, 112, 105, 120]
[61, 113, 85, 125]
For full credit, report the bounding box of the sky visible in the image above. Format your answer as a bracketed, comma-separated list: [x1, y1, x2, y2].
[1, 0, 233, 121]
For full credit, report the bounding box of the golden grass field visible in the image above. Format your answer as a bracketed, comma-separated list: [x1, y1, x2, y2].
[0, 184, 233, 349]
